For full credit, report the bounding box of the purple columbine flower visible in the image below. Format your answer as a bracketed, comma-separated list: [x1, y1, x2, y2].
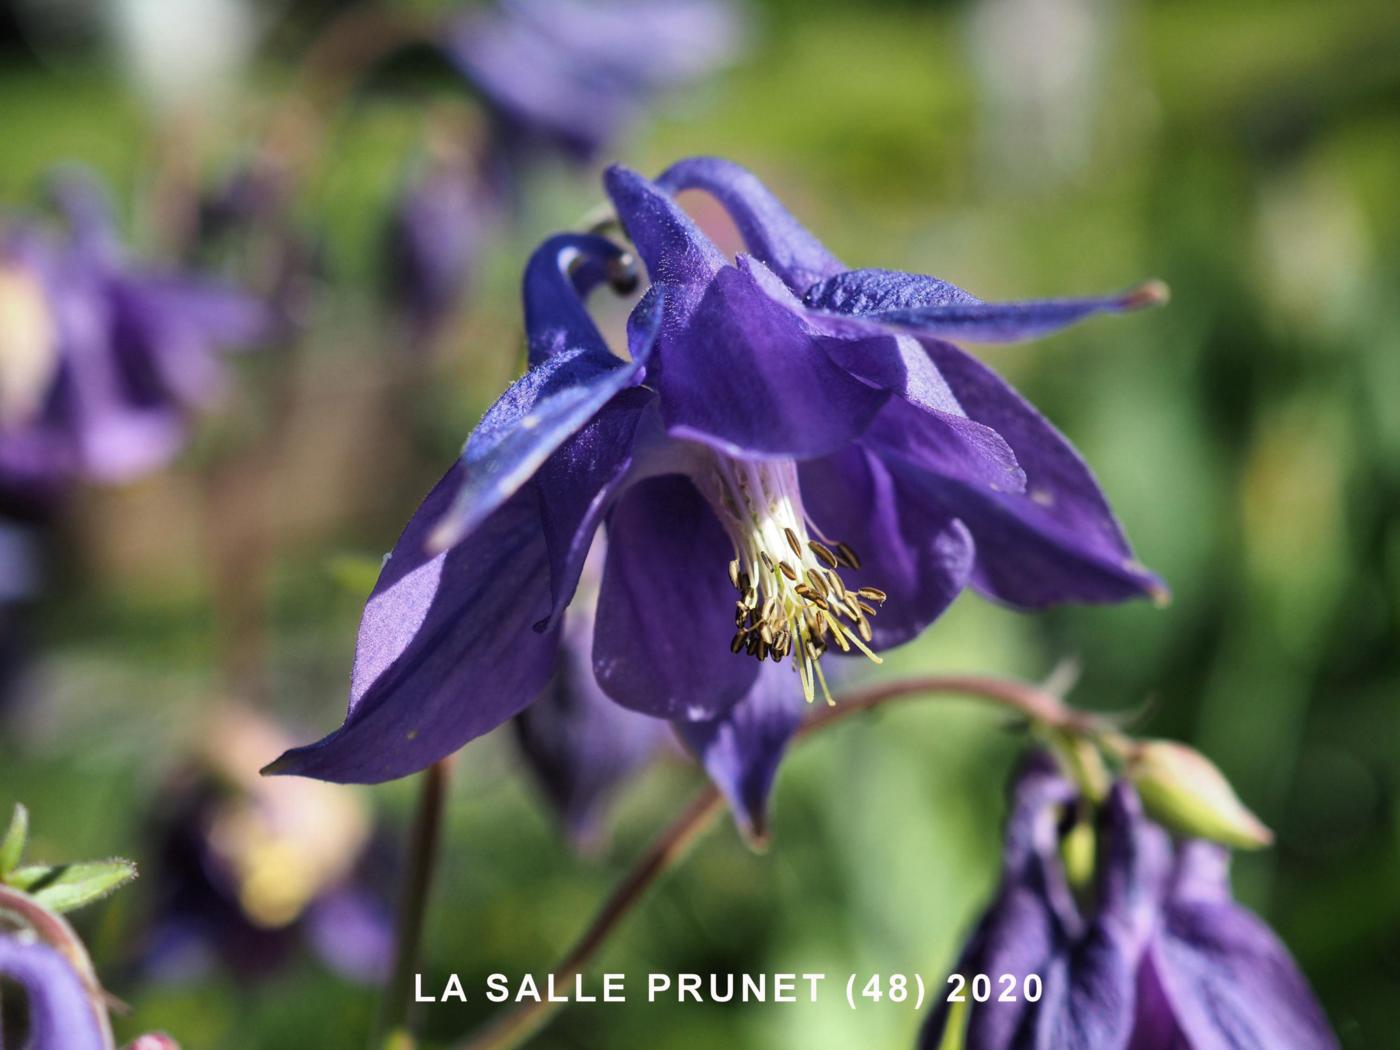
[445, 0, 742, 163]
[0, 935, 109, 1049]
[140, 709, 392, 985]
[268, 158, 1163, 815]
[0, 171, 266, 500]
[383, 145, 496, 347]
[921, 753, 1338, 1050]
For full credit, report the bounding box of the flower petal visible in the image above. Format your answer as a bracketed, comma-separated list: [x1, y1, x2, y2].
[673, 660, 804, 841]
[656, 256, 890, 459]
[925, 758, 1077, 1050]
[798, 440, 974, 650]
[429, 238, 659, 552]
[536, 385, 656, 625]
[655, 156, 843, 293]
[0, 936, 108, 1050]
[605, 164, 726, 291]
[865, 397, 1163, 607]
[805, 267, 1167, 343]
[265, 466, 560, 782]
[1142, 841, 1339, 1050]
[593, 474, 758, 719]
[921, 338, 1157, 596]
[860, 396, 1026, 493]
[515, 579, 668, 848]
[815, 327, 966, 416]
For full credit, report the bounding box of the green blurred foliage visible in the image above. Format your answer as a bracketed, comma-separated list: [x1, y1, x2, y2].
[2, 0, 1399, 1046]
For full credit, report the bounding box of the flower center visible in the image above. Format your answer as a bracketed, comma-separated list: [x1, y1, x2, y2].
[0, 262, 57, 428]
[699, 454, 885, 705]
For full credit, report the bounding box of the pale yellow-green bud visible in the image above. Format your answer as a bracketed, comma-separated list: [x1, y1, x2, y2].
[1128, 740, 1273, 849]
[1047, 731, 1110, 803]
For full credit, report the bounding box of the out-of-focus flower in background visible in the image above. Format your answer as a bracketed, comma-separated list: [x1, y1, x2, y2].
[444, 0, 743, 166]
[0, 169, 268, 502]
[137, 707, 392, 985]
[104, 0, 262, 117]
[383, 119, 498, 350]
[921, 752, 1338, 1050]
[378, 0, 743, 347]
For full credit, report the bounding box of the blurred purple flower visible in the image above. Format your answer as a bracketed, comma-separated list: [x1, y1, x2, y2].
[0, 170, 267, 500]
[384, 147, 496, 347]
[140, 710, 392, 985]
[0, 935, 108, 1049]
[445, 0, 742, 163]
[921, 753, 1338, 1050]
[512, 542, 669, 848]
[268, 158, 1160, 805]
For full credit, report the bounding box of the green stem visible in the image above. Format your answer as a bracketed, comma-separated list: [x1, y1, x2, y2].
[373, 758, 453, 1049]
[455, 672, 1096, 1050]
[458, 788, 724, 1050]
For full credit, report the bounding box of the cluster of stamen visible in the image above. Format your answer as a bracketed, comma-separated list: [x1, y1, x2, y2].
[703, 456, 886, 705]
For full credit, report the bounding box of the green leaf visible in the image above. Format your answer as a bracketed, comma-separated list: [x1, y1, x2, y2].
[6, 858, 138, 913]
[0, 804, 28, 875]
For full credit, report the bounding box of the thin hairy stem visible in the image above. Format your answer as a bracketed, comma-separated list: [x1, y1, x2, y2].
[455, 673, 1093, 1050]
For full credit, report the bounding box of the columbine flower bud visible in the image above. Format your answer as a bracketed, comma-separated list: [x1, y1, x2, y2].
[1127, 739, 1273, 849]
[922, 751, 1337, 1050]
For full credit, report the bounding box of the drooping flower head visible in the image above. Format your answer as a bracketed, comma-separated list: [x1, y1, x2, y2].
[0, 169, 267, 503]
[922, 752, 1338, 1050]
[444, 0, 742, 164]
[381, 0, 740, 337]
[269, 159, 1165, 837]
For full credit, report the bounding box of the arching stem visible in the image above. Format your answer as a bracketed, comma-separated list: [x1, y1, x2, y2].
[455, 673, 1105, 1050]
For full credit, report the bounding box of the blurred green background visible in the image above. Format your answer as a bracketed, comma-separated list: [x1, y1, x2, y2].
[2, 0, 1399, 1046]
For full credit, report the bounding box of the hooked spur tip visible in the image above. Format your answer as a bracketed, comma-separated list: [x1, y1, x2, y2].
[740, 819, 772, 854]
[1122, 279, 1171, 310]
[1148, 583, 1173, 609]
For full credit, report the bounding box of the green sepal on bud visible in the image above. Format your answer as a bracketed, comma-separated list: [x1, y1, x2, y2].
[1, 802, 29, 875]
[1045, 731, 1110, 803]
[1127, 740, 1273, 849]
[2, 801, 138, 913]
[6, 858, 138, 914]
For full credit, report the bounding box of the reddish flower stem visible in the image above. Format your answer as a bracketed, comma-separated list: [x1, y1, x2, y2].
[455, 673, 1094, 1050]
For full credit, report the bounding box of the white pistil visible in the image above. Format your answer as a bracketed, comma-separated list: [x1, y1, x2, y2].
[700, 454, 884, 705]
